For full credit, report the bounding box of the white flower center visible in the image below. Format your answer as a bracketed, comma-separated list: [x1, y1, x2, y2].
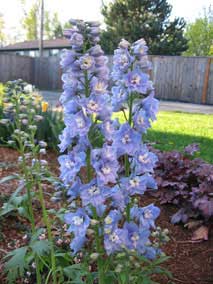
[120, 55, 128, 65]
[65, 160, 74, 169]
[105, 122, 112, 133]
[129, 177, 140, 187]
[105, 216, 112, 225]
[76, 117, 85, 128]
[131, 75, 140, 85]
[82, 57, 93, 68]
[139, 47, 144, 54]
[102, 166, 111, 175]
[109, 232, 119, 242]
[137, 116, 144, 125]
[138, 154, 149, 163]
[122, 134, 131, 144]
[94, 82, 105, 93]
[88, 185, 100, 195]
[72, 216, 84, 226]
[131, 233, 139, 242]
[144, 209, 153, 219]
[87, 100, 98, 111]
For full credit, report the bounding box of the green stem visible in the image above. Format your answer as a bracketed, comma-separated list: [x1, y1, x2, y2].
[84, 70, 90, 97]
[37, 181, 57, 284]
[15, 100, 42, 284]
[91, 207, 105, 284]
[86, 148, 92, 182]
[125, 92, 134, 222]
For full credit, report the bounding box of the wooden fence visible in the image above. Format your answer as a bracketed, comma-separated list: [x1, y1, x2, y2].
[0, 53, 213, 105]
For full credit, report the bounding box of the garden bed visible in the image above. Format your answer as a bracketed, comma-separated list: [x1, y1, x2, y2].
[0, 147, 212, 284]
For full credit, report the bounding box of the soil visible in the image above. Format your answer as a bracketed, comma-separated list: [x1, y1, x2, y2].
[0, 147, 212, 284]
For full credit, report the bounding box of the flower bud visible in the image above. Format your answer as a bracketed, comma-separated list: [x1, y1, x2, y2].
[22, 119, 28, 125]
[39, 148, 46, 155]
[115, 264, 123, 273]
[39, 141, 47, 148]
[34, 115, 43, 122]
[90, 219, 99, 226]
[8, 140, 15, 145]
[90, 252, 99, 261]
[29, 125, 37, 131]
[0, 119, 10, 125]
[87, 229, 95, 236]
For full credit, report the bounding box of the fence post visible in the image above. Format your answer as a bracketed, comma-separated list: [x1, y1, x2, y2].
[201, 58, 212, 104]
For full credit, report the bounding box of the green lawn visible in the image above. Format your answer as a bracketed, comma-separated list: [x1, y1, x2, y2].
[114, 111, 213, 163]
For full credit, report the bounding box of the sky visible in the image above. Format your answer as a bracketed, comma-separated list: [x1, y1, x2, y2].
[0, 0, 212, 43]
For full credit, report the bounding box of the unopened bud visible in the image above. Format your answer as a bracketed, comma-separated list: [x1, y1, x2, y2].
[90, 219, 99, 226]
[87, 229, 95, 236]
[90, 252, 99, 261]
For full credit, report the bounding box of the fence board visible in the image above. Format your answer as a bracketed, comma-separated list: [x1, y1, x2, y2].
[0, 53, 213, 105]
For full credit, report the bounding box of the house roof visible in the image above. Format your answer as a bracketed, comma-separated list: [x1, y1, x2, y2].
[0, 38, 71, 52]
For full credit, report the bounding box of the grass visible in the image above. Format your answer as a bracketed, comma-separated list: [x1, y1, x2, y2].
[114, 111, 213, 163]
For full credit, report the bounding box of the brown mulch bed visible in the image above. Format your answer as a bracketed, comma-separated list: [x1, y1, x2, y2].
[0, 147, 212, 284]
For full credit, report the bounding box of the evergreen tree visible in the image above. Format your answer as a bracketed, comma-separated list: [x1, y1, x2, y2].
[101, 0, 188, 55]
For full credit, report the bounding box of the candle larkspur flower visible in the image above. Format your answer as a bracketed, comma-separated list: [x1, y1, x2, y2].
[58, 19, 166, 283]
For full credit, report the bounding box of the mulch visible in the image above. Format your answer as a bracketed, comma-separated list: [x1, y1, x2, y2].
[0, 147, 212, 284]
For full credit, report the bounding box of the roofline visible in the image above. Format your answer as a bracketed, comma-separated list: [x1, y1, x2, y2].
[0, 46, 71, 52]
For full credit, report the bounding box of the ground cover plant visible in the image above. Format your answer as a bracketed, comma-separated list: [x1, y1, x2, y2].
[151, 145, 213, 241]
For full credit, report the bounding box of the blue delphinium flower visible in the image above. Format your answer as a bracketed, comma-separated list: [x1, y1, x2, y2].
[104, 228, 128, 255]
[131, 204, 160, 229]
[104, 209, 122, 234]
[113, 123, 141, 157]
[59, 20, 164, 264]
[120, 174, 156, 196]
[124, 70, 150, 94]
[64, 208, 90, 235]
[132, 146, 158, 174]
[58, 151, 86, 184]
[67, 176, 82, 201]
[80, 178, 110, 207]
[133, 109, 151, 134]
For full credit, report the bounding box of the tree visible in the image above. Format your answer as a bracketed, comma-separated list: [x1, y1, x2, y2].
[184, 6, 213, 56]
[0, 14, 5, 46]
[21, 1, 64, 40]
[44, 12, 64, 39]
[101, 0, 188, 55]
[22, 2, 39, 40]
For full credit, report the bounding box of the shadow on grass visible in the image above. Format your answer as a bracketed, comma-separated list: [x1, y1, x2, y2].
[144, 130, 213, 164]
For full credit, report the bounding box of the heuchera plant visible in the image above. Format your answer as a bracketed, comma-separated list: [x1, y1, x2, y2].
[59, 19, 169, 283]
[153, 145, 213, 230]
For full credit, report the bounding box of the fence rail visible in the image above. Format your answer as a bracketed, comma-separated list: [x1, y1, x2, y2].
[0, 53, 213, 105]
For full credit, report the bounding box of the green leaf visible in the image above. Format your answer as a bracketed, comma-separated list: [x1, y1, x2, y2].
[30, 240, 51, 257]
[63, 263, 87, 282]
[0, 174, 18, 184]
[4, 246, 28, 283]
[152, 255, 171, 266]
[0, 203, 16, 217]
